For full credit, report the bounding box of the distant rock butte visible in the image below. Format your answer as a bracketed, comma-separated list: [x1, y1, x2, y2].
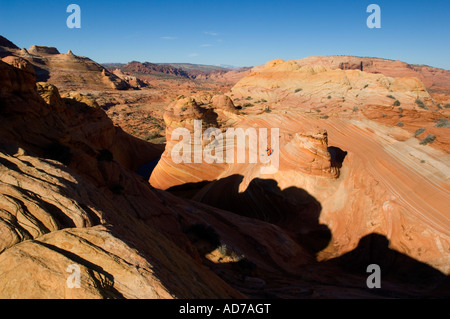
[28, 45, 60, 55]
[117, 61, 251, 83]
[122, 61, 191, 78]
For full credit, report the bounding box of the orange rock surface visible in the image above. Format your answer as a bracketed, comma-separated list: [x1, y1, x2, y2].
[150, 58, 450, 279]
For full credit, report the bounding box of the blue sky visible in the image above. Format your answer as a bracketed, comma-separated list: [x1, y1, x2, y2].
[0, 0, 449, 69]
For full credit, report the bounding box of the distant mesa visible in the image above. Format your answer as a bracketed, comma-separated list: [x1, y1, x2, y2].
[0, 35, 129, 91]
[121, 61, 192, 78]
[111, 60, 252, 82]
[28, 45, 60, 55]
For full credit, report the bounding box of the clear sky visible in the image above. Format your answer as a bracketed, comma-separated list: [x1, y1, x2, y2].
[1, 0, 449, 69]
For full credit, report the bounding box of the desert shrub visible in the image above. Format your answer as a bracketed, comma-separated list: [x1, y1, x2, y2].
[414, 127, 426, 137]
[394, 100, 401, 106]
[352, 106, 358, 112]
[181, 107, 187, 112]
[434, 118, 450, 128]
[444, 104, 450, 109]
[243, 103, 254, 107]
[320, 115, 329, 119]
[44, 142, 72, 165]
[155, 122, 165, 130]
[245, 96, 252, 100]
[145, 132, 161, 141]
[295, 88, 302, 93]
[264, 107, 271, 113]
[396, 122, 404, 127]
[387, 95, 396, 100]
[217, 244, 245, 261]
[399, 114, 404, 118]
[316, 108, 321, 113]
[260, 99, 267, 103]
[381, 113, 387, 118]
[420, 134, 436, 145]
[415, 99, 428, 109]
[364, 84, 369, 88]
[97, 149, 113, 162]
[327, 95, 331, 99]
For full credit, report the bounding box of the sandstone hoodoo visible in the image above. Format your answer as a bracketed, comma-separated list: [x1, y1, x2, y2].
[0, 33, 449, 299]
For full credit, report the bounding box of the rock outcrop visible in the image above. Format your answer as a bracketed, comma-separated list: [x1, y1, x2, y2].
[118, 61, 251, 83]
[293, 56, 450, 106]
[232, 58, 434, 111]
[0, 36, 129, 91]
[28, 45, 60, 55]
[112, 69, 147, 88]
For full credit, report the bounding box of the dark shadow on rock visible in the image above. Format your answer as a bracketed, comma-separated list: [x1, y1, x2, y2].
[166, 180, 212, 198]
[33, 65, 50, 82]
[137, 156, 161, 180]
[168, 174, 331, 256]
[183, 223, 221, 256]
[324, 233, 450, 298]
[328, 146, 347, 169]
[167, 176, 449, 298]
[182, 221, 259, 283]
